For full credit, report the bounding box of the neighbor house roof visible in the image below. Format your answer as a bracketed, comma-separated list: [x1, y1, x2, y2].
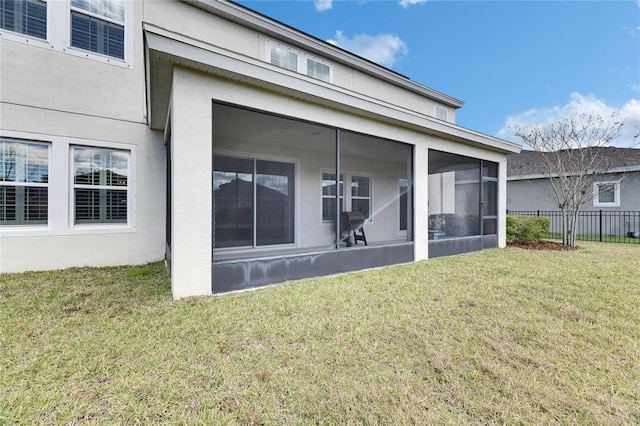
[507, 147, 640, 180]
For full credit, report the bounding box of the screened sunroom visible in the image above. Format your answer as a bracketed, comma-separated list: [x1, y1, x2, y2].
[210, 102, 414, 292]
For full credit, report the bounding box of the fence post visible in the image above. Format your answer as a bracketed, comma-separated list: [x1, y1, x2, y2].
[537, 210, 540, 217]
[599, 210, 603, 242]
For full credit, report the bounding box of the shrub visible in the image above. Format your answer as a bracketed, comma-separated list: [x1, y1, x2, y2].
[506, 215, 550, 244]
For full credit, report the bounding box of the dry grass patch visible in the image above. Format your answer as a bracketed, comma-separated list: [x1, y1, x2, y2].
[1, 242, 639, 424]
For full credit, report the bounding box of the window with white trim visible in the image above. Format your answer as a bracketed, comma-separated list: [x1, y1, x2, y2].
[435, 104, 448, 121]
[593, 181, 620, 207]
[267, 39, 332, 83]
[322, 171, 372, 222]
[322, 172, 343, 222]
[350, 175, 371, 219]
[0, 0, 132, 66]
[0, 0, 47, 39]
[72, 146, 129, 224]
[0, 139, 49, 226]
[71, 0, 125, 60]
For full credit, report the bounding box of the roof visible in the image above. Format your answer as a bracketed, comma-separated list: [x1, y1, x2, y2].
[507, 147, 640, 179]
[184, 0, 464, 108]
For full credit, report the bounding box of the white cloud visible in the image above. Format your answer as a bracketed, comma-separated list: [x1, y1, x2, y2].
[624, 25, 640, 37]
[631, 84, 640, 92]
[498, 92, 640, 147]
[327, 31, 408, 68]
[399, 0, 427, 8]
[314, 0, 333, 12]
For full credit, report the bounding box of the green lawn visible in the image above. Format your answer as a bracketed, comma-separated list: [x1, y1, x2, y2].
[1, 242, 639, 424]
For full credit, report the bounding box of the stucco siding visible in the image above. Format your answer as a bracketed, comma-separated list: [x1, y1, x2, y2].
[507, 172, 640, 212]
[0, 107, 166, 273]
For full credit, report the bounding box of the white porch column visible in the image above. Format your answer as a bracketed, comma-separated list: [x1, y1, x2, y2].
[169, 68, 213, 299]
[498, 158, 508, 248]
[413, 143, 429, 261]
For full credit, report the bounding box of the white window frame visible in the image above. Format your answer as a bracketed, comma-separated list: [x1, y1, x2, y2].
[0, 0, 134, 68]
[321, 169, 373, 224]
[593, 181, 620, 207]
[266, 39, 333, 83]
[70, 145, 131, 226]
[0, 130, 136, 238]
[0, 138, 50, 226]
[435, 104, 448, 121]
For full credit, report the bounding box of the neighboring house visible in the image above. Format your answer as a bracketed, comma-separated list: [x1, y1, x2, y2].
[507, 148, 640, 211]
[0, 0, 520, 299]
[507, 148, 640, 236]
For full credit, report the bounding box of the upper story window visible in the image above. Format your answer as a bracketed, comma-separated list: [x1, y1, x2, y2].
[435, 104, 448, 121]
[593, 181, 620, 207]
[0, 0, 47, 40]
[0, 0, 132, 67]
[267, 39, 332, 83]
[70, 0, 125, 60]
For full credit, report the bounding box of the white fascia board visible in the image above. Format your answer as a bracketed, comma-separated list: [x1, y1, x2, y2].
[181, 0, 464, 109]
[508, 165, 640, 181]
[144, 24, 521, 154]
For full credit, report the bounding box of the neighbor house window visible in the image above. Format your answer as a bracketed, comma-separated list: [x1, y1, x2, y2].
[0, 0, 47, 39]
[70, 0, 125, 59]
[593, 181, 620, 207]
[267, 39, 332, 82]
[0, 139, 49, 226]
[72, 146, 129, 224]
[214, 155, 295, 248]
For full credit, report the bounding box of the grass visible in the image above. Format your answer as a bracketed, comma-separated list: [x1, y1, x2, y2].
[546, 232, 640, 244]
[1, 242, 639, 425]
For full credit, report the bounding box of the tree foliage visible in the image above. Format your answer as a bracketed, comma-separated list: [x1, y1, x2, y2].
[512, 112, 637, 247]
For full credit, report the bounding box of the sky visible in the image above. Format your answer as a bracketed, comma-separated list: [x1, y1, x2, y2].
[235, 0, 640, 147]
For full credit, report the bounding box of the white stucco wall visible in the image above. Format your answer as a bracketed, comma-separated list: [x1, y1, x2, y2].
[0, 1, 166, 273]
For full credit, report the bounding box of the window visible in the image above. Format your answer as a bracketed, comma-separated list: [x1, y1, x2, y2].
[0, 139, 48, 226]
[267, 39, 332, 83]
[214, 155, 295, 248]
[0, 0, 132, 66]
[435, 104, 448, 121]
[270, 45, 297, 72]
[593, 181, 620, 207]
[71, 0, 125, 59]
[306, 58, 331, 81]
[351, 175, 370, 219]
[72, 146, 129, 224]
[322, 172, 343, 222]
[0, 0, 47, 39]
[322, 172, 371, 222]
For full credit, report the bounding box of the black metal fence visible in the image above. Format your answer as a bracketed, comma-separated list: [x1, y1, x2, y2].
[507, 210, 640, 244]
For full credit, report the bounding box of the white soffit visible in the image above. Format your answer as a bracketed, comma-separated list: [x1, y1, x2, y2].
[144, 24, 521, 154]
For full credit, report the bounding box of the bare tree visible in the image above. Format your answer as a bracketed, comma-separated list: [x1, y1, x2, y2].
[512, 111, 638, 247]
